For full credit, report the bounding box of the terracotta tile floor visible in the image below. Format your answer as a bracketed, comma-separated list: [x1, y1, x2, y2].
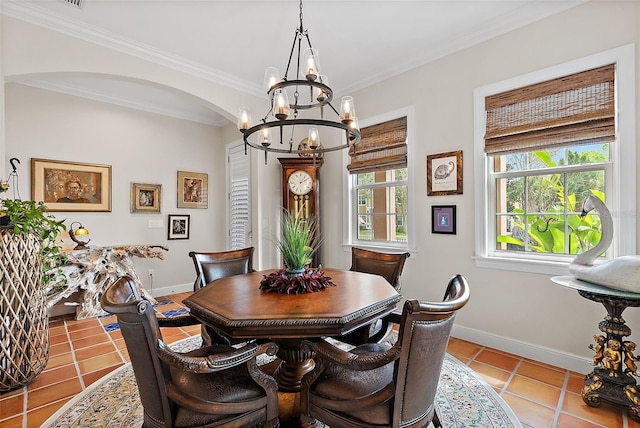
[1, 292, 638, 428]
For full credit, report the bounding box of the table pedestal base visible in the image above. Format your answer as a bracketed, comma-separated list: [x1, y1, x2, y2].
[578, 289, 640, 422]
[583, 367, 640, 421]
[273, 339, 316, 392]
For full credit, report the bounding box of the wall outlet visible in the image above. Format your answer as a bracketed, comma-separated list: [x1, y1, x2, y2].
[148, 269, 154, 277]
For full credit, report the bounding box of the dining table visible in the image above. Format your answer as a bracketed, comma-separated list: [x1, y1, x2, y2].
[182, 267, 402, 392]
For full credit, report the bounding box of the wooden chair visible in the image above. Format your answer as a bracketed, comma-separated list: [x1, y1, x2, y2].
[189, 247, 255, 345]
[299, 274, 470, 428]
[350, 247, 410, 291]
[101, 276, 280, 428]
[189, 247, 255, 291]
[341, 247, 410, 345]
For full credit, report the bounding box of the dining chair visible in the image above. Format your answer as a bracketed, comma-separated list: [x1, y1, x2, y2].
[299, 274, 470, 428]
[100, 275, 280, 428]
[189, 247, 255, 345]
[350, 247, 410, 291]
[341, 247, 410, 345]
[189, 247, 255, 291]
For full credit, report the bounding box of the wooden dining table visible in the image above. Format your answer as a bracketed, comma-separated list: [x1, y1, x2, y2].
[182, 268, 401, 392]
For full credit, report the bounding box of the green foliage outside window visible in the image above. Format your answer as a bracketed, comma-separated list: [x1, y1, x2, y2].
[496, 147, 607, 256]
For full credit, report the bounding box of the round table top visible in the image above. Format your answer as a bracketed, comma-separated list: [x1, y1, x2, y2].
[552, 275, 640, 300]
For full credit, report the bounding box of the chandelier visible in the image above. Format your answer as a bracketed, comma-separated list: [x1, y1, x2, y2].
[237, 0, 361, 163]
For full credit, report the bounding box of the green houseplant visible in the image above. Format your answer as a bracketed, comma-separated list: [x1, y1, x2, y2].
[0, 198, 66, 391]
[259, 209, 333, 294]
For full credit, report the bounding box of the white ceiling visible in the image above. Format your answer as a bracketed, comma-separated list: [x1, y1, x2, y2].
[5, 0, 585, 126]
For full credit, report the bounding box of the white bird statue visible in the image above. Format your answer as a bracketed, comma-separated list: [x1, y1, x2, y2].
[569, 195, 640, 292]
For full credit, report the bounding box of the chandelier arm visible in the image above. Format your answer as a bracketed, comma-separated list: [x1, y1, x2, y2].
[284, 29, 301, 80]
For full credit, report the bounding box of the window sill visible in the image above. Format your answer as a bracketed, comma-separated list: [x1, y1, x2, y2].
[474, 255, 570, 276]
[342, 242, 415, 255]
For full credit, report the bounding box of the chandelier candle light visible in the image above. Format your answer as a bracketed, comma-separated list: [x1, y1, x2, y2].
[238, 0, 361, 164]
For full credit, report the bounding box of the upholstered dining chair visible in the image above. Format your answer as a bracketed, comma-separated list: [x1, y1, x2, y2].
[189, 247, 255, 345]
[100, 275, 280, 428]
[189, 247, 255, 291]
[341, 247, 410, 345]
[299, 274, 470, 428]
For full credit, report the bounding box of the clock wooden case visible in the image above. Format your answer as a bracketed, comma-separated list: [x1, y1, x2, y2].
[278, 157, 323, 266]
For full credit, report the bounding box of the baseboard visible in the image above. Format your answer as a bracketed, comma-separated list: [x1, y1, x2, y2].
[452, 324, 592, 374]
[148, 282, 192, 298]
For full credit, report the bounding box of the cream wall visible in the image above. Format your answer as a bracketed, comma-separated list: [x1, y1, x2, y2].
[5, 83, 227, 295]
[2, 1, 640, 372]
[315, 1, 640, 371]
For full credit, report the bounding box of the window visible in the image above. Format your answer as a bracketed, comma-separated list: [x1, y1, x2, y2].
[348, 116, 409, 248]
[474, 45, 636, 274]
[227, 143, 251, 250]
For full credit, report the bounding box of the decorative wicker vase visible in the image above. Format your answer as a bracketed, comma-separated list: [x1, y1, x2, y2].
[0, 227, 48, 391]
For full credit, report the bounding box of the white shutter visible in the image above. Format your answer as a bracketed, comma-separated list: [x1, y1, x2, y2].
[227, 144, 251, 250]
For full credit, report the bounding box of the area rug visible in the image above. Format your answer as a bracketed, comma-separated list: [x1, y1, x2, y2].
[42, 336, 521, 427]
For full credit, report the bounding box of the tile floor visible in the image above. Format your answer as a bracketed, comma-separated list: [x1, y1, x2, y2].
[1, 292, 638, 428]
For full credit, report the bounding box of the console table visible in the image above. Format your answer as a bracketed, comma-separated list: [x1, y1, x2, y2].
[552, 275, 640, 421]
[46, 245, 167, 319]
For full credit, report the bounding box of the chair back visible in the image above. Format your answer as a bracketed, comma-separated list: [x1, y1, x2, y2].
[350, 247, 409, 290]
[100, 276, 172, 428]
[189, 247, 254, 290]
[392, 274, 470, 427]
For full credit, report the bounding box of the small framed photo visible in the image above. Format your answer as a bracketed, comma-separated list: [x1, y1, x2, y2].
[177, 171, 208, 209]
[31, 158, 112, 212]
[432, 205, 456, 234]
[168, 214, 190, 240]
[130, 183, 161, 213]
[427, 150, 463, 196]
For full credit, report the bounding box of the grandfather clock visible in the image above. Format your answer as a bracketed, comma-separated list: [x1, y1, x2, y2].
[278, 157, 323, 267]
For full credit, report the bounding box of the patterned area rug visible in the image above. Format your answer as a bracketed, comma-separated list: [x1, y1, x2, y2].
[43, 336, 521, 428]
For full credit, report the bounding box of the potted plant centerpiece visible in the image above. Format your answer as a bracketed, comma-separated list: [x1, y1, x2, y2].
[0, 197, 66, 391]
[259, 209, 334, 294]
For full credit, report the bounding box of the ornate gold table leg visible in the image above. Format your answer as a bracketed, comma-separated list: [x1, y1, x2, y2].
[580, 290, 640, 422]
[272, 338, 316, 392]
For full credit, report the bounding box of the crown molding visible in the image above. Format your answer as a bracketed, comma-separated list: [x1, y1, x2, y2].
[1, 0, 263, 98]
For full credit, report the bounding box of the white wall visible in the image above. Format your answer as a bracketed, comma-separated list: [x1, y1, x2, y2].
[5, 83, 226, 295]
[317, 1, 640, 371]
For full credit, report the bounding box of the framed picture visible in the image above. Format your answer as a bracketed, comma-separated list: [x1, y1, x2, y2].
[426, 150, 463, 196]
[31, 158, 112, 212]
[130, 183, 161, 213]
[177, 171, 208, 209]
[168, 214, 190, 240]
[432, 205, 456, 234]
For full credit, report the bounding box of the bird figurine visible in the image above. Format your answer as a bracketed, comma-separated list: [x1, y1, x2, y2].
[569, 195, 640, 292]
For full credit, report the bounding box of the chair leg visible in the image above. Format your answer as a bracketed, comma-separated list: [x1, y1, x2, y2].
[432, 409, 442, 428]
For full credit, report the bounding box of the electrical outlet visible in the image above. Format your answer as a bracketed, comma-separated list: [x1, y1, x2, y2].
[148, 269, 154, 277]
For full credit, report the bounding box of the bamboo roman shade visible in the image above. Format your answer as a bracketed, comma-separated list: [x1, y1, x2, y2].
[348, 116, 407, 174]
[484, 64, 615, 155]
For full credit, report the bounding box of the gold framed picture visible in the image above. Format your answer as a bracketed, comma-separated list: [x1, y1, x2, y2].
[177, 171, 208, 209]
[130, 183, 161, 213]
[31, 158, 112, 212]
[426, 150, 463, 196]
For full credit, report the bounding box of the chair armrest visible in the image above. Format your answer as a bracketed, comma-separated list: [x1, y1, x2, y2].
[157, 314, 200, 328]
[157, 340, 273, 373]
[305, 339, 400, 372]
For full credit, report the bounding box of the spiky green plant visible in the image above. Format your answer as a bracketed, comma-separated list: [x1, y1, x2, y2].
[274, 208, 320, 271]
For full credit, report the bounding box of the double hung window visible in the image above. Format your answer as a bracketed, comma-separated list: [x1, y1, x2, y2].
[349, 116, 408, 248]
[474, 46, 635, 274]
